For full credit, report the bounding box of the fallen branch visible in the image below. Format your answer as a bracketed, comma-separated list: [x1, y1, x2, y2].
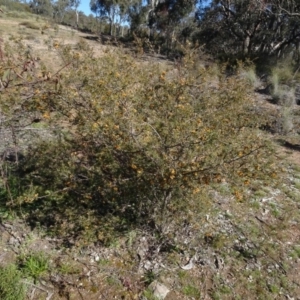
[22, 280, 54, 300]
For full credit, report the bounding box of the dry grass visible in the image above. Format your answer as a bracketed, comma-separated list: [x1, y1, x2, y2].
[0, 15, 107, 72]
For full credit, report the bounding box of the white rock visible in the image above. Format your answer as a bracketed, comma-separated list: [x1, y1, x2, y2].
[148, 281, 170, 300]
[143, 260, 152, 270]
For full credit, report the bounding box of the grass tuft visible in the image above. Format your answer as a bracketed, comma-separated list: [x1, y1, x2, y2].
[0, 264, 26, 300]
[18, 252, 49, 282]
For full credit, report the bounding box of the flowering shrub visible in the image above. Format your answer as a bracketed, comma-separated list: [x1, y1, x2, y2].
[0, 39, 276, 242]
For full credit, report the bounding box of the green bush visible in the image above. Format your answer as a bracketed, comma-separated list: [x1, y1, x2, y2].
[0, 0, 31, 13]
[18, 252, 49, 282]
[268, 60, 299, 106]
[0, 264, 26, 300]
[0, 40, 277, 242]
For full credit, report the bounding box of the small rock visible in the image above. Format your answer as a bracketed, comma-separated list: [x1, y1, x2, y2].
[180, 254, 197, 270]
[2, 223, 13, 229]
[8, 236, 19, 246]
[148, 280, 170, 300]
[143, 260, 152, 270]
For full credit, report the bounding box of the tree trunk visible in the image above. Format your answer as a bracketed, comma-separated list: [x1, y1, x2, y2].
[109, 19, 113, 36]
[110, 7, 116, 36]
[75, 10, 79, 29]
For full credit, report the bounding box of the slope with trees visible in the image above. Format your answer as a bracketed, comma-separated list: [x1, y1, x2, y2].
[195, 0, 300, 60]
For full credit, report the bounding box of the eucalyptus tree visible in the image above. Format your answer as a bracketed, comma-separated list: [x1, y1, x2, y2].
[127, 0, 148, 33]
[29, 0, 53, 16]
[147, 0, 195, 50]
[90, 0, 131, 36]
[195, 0, 300, 59]
[53, 0, 70, 23]
[148, 0, 195, 32]
[70, 0, 80, 28]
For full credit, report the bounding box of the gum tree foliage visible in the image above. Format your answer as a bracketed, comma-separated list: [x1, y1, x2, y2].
[90, 0, 132, 35]
[0, 0, 31, 12]
[29, 0, 80, 25]
[53, 0, 71, 23]
[126, 0, 148, 33]
[195, 0, 300, 58]
[29, 0, 53, 16]
[90, 0, 195, 38]
[69, 0, 80, 28]
[145, 0, 195, 47]
[148, 0, 195, 31]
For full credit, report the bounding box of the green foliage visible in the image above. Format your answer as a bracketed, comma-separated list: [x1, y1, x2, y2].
[0, 264, 26, 300]
[196, 0, 300, 61]
[0, 39, 277, 243]
[58, 262, 81, 275]
[18, 252, 49, 282]
[243, 66, 261, 89]
[182, 284, 201, 297]
[280, 107, 294, 134]
[0, 0, 31, 13]
[271, 64, 294, 85]
[290, 246, 300, 259]
[270, 63, 296, 105]
[30, 0, 53, 17]
[143, 270, 157, 285]
[142, 289, 160, 300]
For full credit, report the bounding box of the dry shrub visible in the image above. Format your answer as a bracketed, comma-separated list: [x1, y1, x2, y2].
[0, 40, 277, 242]
[19, 21, 39, 30]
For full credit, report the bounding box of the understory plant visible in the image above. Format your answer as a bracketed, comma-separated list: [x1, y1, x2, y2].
[0, 39, 277, 242]
[0, 264, 26, 300]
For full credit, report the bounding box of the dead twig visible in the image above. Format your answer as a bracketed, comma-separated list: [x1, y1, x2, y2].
[22, 280, 54, 300]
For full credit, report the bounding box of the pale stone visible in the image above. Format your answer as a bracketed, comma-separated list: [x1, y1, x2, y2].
[148, 280, 170, 300]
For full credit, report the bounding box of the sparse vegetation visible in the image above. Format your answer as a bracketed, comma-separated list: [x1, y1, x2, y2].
[243, 66, 261, 89]
[0, 264, 26, 300]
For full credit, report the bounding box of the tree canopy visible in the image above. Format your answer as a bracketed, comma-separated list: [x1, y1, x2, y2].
[196, 0, 300, 59]
[3, 0, 299, 60]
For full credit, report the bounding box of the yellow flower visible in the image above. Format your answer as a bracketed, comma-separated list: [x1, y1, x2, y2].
[234, 190, 243, 201]
[43, 112, 50, 119]
[193, 187, 200, 194]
